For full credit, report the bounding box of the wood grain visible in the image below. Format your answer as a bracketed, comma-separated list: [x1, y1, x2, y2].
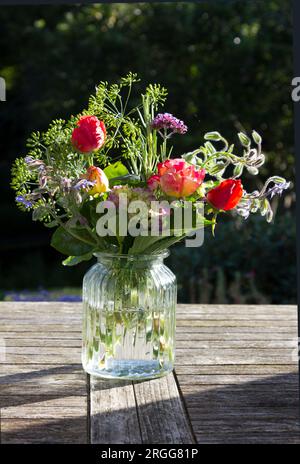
[0, 303, 299, 444]
[90, 377, 141, 444]
[0, 303, 88, 444]
[133, 375, 195, 444]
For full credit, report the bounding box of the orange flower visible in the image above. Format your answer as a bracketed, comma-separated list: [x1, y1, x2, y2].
[84, 166, 109, 195]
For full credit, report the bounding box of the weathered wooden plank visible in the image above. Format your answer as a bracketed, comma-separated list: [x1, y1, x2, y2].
[177, 304, 296, 310]
[176, 340, 298, 348]
[0, 302, 80, 311]
[175, 364, 299, 375]
[1, 405, 86, 419]
[176, 314, 297, 320]
[0, 380, 86, 395]
[3, 312, 297, 321]
[4, 347, 81, 355]
[191, 418, 300, 433]
[176, 332, 298, 341]
[133, 374, 195, 444]
[1, 354, 82, 364]
[4, 345, 296, 357]
[0, 363, 82, 375]
[90, 377, 141, 444]
[181, 388, 299, 407]
[194, 432, 300, 444]
[3, 339, 81, 348]
[5, 337, 298, 353]
[0, 332, 81, 339]
[176, 326, 297, 333]
[175, 355, 296, 365]
[2, 329, 297, 340]
[176, 320, 296, 327]
[0, 395, 86, 408]
[175, 347, 296, 354]
[176, 304, 296, 313]
[0, 324, 81, 333]
[196, 432, 299, 445]
[176, 374, 299, 386]
[183, 408, 299, 420]
[1, 418, 87, 444]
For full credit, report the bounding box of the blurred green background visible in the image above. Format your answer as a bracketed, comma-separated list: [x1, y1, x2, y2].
[0, 1, 295, 303]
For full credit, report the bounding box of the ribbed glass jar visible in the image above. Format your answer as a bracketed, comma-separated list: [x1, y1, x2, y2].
[82, 251, 176, 380]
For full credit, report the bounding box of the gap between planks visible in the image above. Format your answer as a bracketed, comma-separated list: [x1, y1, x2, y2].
[89, 372, 195, 444]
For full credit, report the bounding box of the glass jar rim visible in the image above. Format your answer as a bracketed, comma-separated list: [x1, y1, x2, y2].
[93, 250, 170, 261]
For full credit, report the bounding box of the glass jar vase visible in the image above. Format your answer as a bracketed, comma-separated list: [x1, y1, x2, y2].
[82, 251, 176, 380]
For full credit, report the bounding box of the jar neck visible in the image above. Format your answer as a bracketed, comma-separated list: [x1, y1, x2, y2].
[94, 251, 169, 268]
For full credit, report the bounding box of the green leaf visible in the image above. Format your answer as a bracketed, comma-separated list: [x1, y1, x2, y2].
[32, 206, 49, 221]
[62, 252, 94, 266]
[51, 226, 95, 256]
[44, 220, 59, 228]
[204, 141, 216, 154]
[104, 161, 128, 180]
[238, 132, 250, 147]
[233, 163, 244, 177]
[128, 216, 213, 255]
[252, 130, 262, 144]
[209, 162, 227, 175]
[128, 235, 183, 255]
[271, 176, 286, 184]
[109, 173, 141, 186]
[80, 199, 100, 227]
[204, 131, 222, 141]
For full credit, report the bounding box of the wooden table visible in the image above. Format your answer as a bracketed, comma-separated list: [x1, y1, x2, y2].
[0, 303, 299, 444]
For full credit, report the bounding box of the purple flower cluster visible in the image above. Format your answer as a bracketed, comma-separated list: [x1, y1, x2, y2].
[16, 195, 33, 208]
[72, 178, 96, 191]
[151, 113, 188, 135]
[267, 180, 290, 199]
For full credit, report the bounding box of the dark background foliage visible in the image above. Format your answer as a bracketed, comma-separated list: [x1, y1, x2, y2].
[0, 1, 295, 303]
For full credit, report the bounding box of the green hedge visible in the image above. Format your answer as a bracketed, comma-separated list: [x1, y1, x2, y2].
[167, 212, 296, 304]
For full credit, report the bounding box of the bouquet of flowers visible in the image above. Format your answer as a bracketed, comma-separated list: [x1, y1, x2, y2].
[11, 73, 290, 379]
[11, 73, 289, 263]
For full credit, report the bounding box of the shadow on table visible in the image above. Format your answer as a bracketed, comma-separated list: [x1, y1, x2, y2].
[0, 367, 299, 443]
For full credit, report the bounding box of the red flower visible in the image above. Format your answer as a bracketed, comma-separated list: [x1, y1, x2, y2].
[147, 175, 160, 191]
[147, 159, 205, 198]
[71, 115, 106, 153]
[207, 179, 243, 211]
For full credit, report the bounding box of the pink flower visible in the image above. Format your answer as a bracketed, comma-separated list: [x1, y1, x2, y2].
[71, 115, 106, 153]
[148, 158, 205, 198]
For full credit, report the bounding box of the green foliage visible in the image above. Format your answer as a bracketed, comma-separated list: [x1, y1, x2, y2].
[11, 158, 33, 197]
[0, 1, 295, 303]
[103, 161, 128, 179]
[167, 211, 296, 304]
[51, 226, 96, 256]
[62, 252, 94, 266]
